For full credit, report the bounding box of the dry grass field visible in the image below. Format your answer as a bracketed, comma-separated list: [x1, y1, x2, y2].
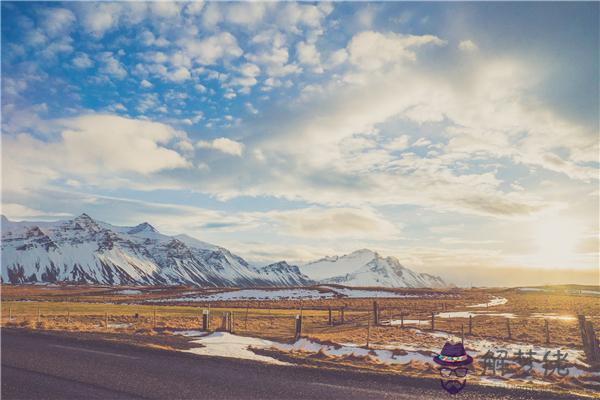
[2, 284, 599, 397]
[2, 284, 597, 346]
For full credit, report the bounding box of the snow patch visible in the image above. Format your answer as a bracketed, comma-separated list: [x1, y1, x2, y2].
[184, 332, 291, 365]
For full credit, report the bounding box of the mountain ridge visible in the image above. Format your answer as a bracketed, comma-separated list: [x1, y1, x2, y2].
[1, 214, 447, 288]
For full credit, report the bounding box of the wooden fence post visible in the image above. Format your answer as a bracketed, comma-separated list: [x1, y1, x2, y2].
[244, 302, 250, 330]
[468, 315, 473, 335]
[578, 315, 600, 365]
[202, 309, 209, 331]
[400, 313, 404, 329]
[461, 324, 464, 344]
[8, 305, 12, 321]
[366, 319, 371, 349]
[431, 312, 435, 331]
[328, 306, 333, 326]
[230, 312, 235, 333]
[37, 307, 40, 323]
[544, 319, 550, 344]
[506, 318, 512, 340]
[373, 301, 379, 326]
[294, 315, 302, 341]
[340, 307, 345, 324]
[105, 311, 109, 329]
[67, 309, 70, 324]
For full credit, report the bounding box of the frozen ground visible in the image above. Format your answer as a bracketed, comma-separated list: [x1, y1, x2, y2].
[184, 332, 292, 365]
[181, 330, 599, 389]
[149, 286, 434, 302]
[467, 297, 508, 308]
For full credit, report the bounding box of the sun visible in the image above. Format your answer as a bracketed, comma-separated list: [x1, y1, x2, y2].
[531, 216, 583, 268]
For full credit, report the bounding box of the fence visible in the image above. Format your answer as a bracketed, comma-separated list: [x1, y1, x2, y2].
[2, 300, 599, 365]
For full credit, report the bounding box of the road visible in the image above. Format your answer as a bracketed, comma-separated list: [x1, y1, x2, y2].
[1, 329, 585, 400]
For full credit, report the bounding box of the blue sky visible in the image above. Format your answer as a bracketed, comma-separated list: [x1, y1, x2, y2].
[2, 2, 598, 286]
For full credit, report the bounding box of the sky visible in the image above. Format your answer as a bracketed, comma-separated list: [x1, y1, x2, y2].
[1, 1, 598, 287]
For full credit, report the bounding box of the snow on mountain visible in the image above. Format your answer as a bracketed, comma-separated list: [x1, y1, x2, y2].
[0, 214, 311, 287]
[300, 249, 447, 288]
[257, 261, 313, 287]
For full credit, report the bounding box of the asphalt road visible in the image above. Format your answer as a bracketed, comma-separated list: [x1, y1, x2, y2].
[1, 329, 586, 400]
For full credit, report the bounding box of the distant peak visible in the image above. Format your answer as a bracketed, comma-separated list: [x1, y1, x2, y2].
[128, 222, 157, 234]
[348, 248, 377, 257]
[75, 213, 93, 221]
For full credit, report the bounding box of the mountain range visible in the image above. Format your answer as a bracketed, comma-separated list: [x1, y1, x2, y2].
[1, 214, 447, 288]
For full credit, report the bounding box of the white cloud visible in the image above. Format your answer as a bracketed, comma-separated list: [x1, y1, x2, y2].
[169, 67, 191, 82]
[72, 52, 93, 69]
[296, 41, 322, 72]
[271, 207, 400, 239]
[1, 203, 71, 220]
[98, 52, 127, 79]
[79, 3, 122, 38]
[201, 2, 221, 29]
[245, 102, 259, 114]
[180, 32, 243, 65]
[348, 31, 446, 70]
[458, 40, 478, 52]
[39, 7, 76, 37]
[140, 79, 153, 88]
[194, 83, 207, 93]
[149, 1, 181, 19]
[225, 2, 268, 26]
[3, 114, 191, 193]
[197, 137, 244, 156]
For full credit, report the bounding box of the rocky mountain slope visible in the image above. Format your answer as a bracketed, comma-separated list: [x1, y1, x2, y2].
[1, 215, 446, 288]
[300, 249, 446, 288]
[0, 214, 312, 287]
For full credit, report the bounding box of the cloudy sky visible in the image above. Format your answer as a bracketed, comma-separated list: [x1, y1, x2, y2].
[2, 2, 598, 286]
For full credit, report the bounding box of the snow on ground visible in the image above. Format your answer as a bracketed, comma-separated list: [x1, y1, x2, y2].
[467, 297, 508, 308]
[114, 289, 142, 295]
[517, 288, 546, 292]
[181, 329, 598, 389]
[321, 286, 421, 298]
[172, 330, 208, 337]
[149, 286, 439, 302]
[436, 311, 516, 319]
[107, 323, 132, 328]
[153, 289, 335, 302]
[184, 332, 292, 365]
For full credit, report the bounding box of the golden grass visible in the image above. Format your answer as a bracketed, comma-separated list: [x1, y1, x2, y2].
[1, 285, 598, 348]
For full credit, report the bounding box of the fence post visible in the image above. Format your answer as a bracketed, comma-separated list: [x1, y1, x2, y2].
[328, 307, 333, 326]
[202, 309, 210, 331]
[294, 315, 302, 341]
[245, 302, 250, 330]
[366, 319, 371, 349]
[105, 311, 109, 329]
[578, 315, 600, 365]
[431, 312, 435, 331]
[37, 307, 40, 323]
[506, 318, 512, 340]
[340, 307, 345, 324]
[400, 313, 404, 329]
[67, 309, 70, 324]
[153, 307, 156, 329]
[231, 312, 235, 333]
[468, 315, 473, 335]
[544, 319, 550, 344]
[8, 305, 12, 321]
[373, 301, 379, 326]
[461, 324, 464, 344]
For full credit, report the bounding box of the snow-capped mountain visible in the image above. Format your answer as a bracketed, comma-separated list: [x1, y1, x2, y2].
[0, 214, 311, 287]
[258, 261, 313, 287]
[300, 249, 447, 288]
